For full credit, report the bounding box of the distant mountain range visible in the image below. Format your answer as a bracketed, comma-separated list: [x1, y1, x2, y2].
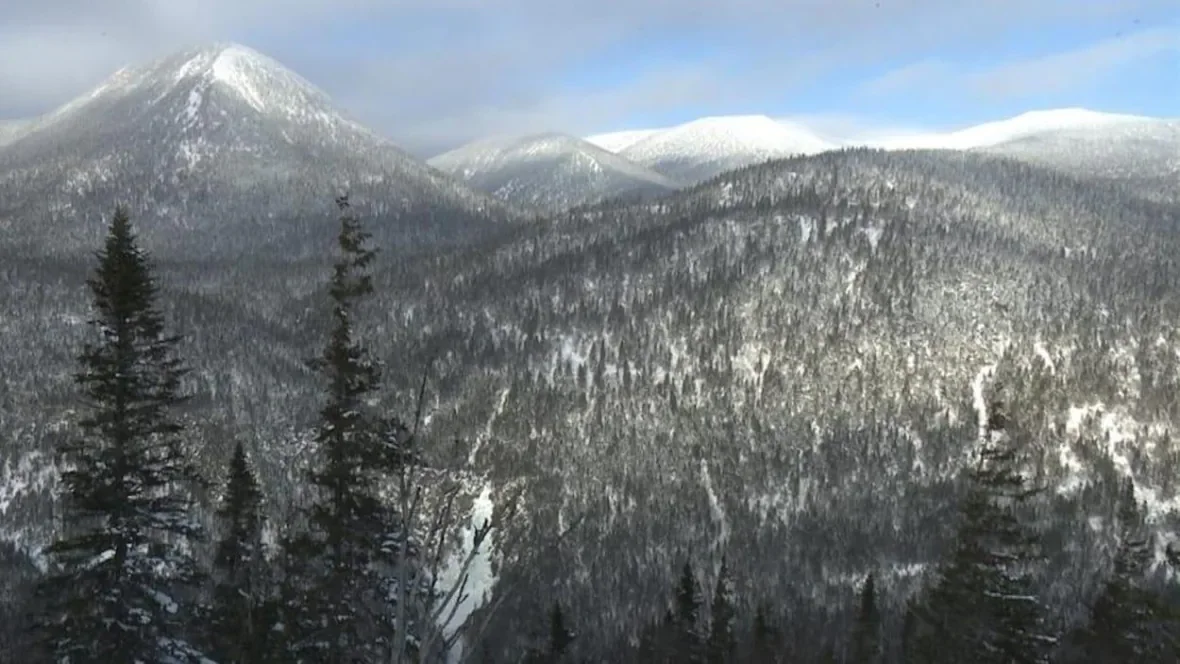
[445, 109, 1178, 207]
[2, 42, 1174, 224]
[428, 132, 680, 211]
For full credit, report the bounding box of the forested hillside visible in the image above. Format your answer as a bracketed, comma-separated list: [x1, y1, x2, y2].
[3, 146, 1180, 662]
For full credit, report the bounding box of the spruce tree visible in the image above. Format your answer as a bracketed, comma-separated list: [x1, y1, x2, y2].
[1070, 478, 1174, 662]
[749, 602, 780, 664]
[706, 557, 735, 664]
[547, 601, 575, 661]
[283, 195, 403, 661]
[849, 573, 882, 664]
[30, 207, 207, 663]
[905, 425, 1055, 664]
[208, 441, 268, 663]
[674, 560, 704, 663]
[526, 601, 575, 663]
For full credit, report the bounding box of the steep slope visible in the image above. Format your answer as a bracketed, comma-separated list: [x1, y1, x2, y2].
[429, 132, 681, 210]
[0, 43, 513, 259]
[618, 114, 834, 183]
[584, 128, 662, 153]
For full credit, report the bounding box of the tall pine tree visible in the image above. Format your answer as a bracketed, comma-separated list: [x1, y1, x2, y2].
[282, 195, 404, 662]
[31, 207, 207, 663]
[525, 601, 575, 663]
[905, 422, 1055, 664]
[849, 573, 882, 664]
[706, 557, 735, 664]
[749, 602, 780, 664]
[207, 441, 268, 663]
[674, 560, 704, 663]
[1068, 477, 1176, 662]
[546, 601, 575, 661]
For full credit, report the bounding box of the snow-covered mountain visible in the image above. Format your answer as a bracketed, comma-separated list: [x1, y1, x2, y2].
[429, 132, 681, 210]
[584, 129, 662, 153]
[605, 115, 834, 184]
[979, 117, 1180, 194]
[0, 42, 511, 257]
[837, 108, 1177, 198]
[859, 108, 1151, 151]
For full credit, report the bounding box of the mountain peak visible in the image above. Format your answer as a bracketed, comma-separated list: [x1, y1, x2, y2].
[39, 41, 339, 131]
[617, 113, 833, 183]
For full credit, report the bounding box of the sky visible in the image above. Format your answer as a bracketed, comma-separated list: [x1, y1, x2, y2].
[0, 0, 1176, 156]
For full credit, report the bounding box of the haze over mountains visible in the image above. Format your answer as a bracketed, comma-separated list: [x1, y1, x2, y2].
[2, 41, 1180, 661]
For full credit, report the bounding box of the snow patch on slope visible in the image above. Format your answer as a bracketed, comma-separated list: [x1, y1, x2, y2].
[441, 483, 498, 662]
[210, 46, 271, 112]
[700, 459, 730, 551]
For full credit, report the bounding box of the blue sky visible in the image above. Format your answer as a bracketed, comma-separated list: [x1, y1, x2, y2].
[0, 0, 1176, 155]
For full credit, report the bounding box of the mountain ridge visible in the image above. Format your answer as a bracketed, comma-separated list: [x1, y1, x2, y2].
[615, 114, 834, 183]
[429, 131, 681, 210]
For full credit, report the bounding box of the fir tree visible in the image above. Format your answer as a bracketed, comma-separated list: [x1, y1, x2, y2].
[635, 609, 676, 663]
[749, 602, 779, 664]
[30, 207, 207, 663]
[282, 195, 404, 661]
[706, 557, 735, 664]
[1070, 478, 1175, 662]
[849, 573, 882, 664]
[905, 425, 1055, 664]
[674, 560, 704, 663]
[547, 601, 575, 661]
[525, 601, 575, 663]
[208, 441, 268, 663]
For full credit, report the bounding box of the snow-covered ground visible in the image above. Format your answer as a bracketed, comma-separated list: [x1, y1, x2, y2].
[441, 483, 498, 663]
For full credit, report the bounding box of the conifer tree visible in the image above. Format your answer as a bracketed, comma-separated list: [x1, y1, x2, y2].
[749, 602, 780, 664]
[707, 557, 735, 664]
[208, 441, 268, 663]
[526, 601, 575, 663]
[1070, 477, 1176, 662]
[636, 609, 676, 663]
[30, 207, 207, 663]
[547, 601, 575, 661]
[849, 573, 882, 664]
[283, 195, 404, 661]
[905, 424, 1055, 664]
[674, 560, 704, 663]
